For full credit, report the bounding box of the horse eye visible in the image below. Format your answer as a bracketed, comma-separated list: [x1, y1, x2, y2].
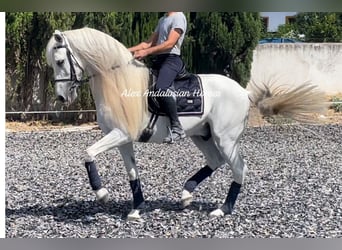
[56, 59, 64, 66]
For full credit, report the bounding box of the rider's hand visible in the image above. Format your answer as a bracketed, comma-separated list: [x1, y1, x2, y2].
[133, 50, 148, 60]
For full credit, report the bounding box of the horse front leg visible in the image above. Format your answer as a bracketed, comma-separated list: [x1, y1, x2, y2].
[85, 161, 109, 203]
[84, 128, 130, 204]
[118, 143, 145, 221]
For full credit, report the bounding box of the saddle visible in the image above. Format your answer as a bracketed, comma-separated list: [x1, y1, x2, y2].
[147, 65, 204, 116]
[138, 66, 204, 142]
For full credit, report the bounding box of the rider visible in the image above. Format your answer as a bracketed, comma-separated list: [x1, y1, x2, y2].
[128, 12, 187, 143]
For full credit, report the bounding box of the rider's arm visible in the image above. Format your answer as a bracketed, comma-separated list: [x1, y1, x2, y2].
[128, 32, 158, 53]
[146, 28, 181, 55]
[132, 28, 182, 60]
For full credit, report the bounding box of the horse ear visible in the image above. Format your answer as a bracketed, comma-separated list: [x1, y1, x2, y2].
[54, 30, 63, 43]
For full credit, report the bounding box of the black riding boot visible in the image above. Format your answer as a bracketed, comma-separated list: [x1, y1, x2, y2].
[158, 96, 186, 143]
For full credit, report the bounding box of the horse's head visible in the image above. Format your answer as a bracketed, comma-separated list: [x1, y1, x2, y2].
[46, 30, 85, 105]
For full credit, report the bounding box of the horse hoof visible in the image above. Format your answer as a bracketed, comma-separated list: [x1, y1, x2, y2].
[95, 188, 109, 204]
[127, 209, 144, 222]
[181, 190, 193, 208]
[209, 208, 224, 218]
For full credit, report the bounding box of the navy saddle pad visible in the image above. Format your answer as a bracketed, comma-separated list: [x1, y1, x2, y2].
[148, 73, 204, 116]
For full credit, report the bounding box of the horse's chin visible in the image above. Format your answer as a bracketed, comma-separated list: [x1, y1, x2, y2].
[62, 101, 71, 108]
[66, 93, 78, 106]
[66, 97, 77, 107]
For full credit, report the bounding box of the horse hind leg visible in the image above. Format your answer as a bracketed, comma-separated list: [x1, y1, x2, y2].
[182, 135, 225, 208]
[210, 133, 248, 217]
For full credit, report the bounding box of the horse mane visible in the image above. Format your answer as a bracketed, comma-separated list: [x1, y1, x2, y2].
[54, 27, 150, 139]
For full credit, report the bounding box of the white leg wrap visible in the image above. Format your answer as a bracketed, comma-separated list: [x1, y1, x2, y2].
[127, 209, 143, 221]
[181, 190, 193, 208]
[86, 128, 131, 161]
[95, 188, 109, 203]
[209, 208, 225, 218]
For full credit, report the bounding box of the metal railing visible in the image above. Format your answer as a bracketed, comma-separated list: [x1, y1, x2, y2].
[5, 110, 96, 115]
[5, 110, 97, 122]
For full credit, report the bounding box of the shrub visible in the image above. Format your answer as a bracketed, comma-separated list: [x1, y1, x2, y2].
[330, 97, 342, 112]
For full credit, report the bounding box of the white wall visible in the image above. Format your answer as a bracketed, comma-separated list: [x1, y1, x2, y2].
[249, 43, 342, 95]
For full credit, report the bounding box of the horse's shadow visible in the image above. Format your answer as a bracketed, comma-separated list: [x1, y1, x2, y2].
[6, 198, 218, 223]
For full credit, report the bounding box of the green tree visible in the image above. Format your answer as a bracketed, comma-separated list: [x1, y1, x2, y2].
[294, 12, 342, 42]
[6, 12, 33, 110]
[189, 12, 262, 87]
[6, 12, 76, 112]
[276, 23, 302, 40]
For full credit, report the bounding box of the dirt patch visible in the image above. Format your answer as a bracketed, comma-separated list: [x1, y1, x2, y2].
[5, 120, 99, 132]
[247, 106, 342, 127]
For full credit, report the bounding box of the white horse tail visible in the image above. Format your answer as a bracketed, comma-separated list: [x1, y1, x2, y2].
[247, 79, 328, 123]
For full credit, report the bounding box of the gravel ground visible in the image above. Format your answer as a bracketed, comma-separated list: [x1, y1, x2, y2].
[5, 124, 342, 238]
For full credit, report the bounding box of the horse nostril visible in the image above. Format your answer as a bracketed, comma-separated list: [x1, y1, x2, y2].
[57, 95, 66, 103]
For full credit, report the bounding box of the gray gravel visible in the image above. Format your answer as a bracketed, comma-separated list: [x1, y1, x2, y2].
[5, 124, 342, 238]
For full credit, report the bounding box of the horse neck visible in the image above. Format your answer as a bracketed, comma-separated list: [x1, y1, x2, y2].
[67, 29, 150, 138]
[86, 62, 150, 139]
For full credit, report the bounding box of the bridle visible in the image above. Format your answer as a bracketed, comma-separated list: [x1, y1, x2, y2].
[52, 33, 91, 91]
[51, 31, 145, 92]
